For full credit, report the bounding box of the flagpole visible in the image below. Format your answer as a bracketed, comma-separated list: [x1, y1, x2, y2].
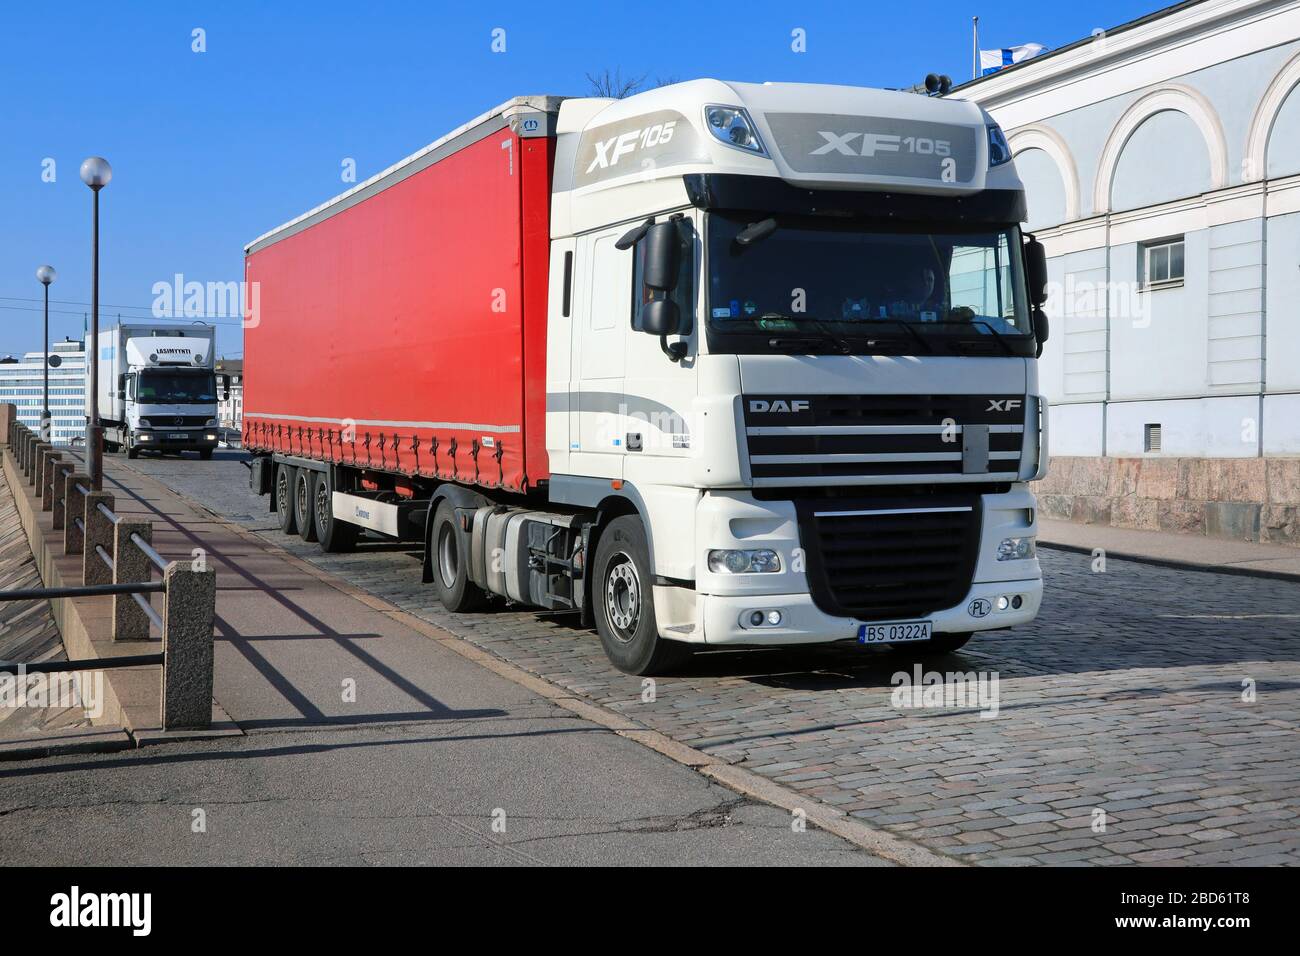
[972, 16, 980, 80]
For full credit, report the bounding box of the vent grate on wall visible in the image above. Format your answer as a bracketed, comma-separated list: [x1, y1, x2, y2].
[1144, 423, 1162, 453]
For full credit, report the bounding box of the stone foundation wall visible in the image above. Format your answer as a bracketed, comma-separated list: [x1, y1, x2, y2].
[1033, 457, 1300, 546]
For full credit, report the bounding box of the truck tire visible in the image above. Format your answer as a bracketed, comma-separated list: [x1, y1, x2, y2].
[295, 468, 318, 542]
[431, 498, 486, 612]
[923, 633, 973, 654]
[199, 448, 213, 461]
[593, 515, 691, 676]
[276, 464, 298, 535]
[126, 441, 139, 460]
[312, 471, 357, 553]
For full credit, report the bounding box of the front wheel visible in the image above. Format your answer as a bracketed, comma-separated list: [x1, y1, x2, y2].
[593, 515, 691, 675]
[199, 448, 213, 461]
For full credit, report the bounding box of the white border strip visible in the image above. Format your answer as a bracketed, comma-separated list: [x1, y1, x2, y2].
[245, 412, 520, 433]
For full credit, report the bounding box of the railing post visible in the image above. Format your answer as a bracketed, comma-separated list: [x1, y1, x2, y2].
[40, 451, 62, 512]
[52, 467, 71, 530]
[22, 432, 35, 475]
[161, 562, 215, 730]
[83, 491, 116, 586]
[64, 475, 90, 554]
[34, 445, 49, 492]
[113, 521, 154, 642]
[30, 442, 50, 486]
[0, 403, 14, 446]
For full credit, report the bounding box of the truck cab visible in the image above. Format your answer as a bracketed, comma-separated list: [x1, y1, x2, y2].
[91, 325, 224, 460]
[543, 80, 1049, 670]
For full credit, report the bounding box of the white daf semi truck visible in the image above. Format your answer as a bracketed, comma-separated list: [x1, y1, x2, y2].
[245, 79, 1050, 674]
[89, 323, 224, 460]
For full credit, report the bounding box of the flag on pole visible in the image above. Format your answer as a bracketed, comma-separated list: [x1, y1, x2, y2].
[980, 42, 1046, 76]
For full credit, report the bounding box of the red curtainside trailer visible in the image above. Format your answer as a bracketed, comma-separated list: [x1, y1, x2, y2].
[242, 97, 560, 495]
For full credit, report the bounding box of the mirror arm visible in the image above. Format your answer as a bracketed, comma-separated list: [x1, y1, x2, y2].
[659, 335, 687, 363]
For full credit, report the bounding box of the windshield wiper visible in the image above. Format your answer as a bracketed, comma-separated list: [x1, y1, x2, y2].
[851, 318, 934, 354]
[758, 313, 852, 354]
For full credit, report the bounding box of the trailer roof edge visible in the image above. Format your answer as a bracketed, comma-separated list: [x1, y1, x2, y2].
[244, 94, 566, 255]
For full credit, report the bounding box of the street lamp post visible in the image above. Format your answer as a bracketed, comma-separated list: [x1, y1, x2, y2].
[36, 265, 57, 442]
[80, 157, 112, 491]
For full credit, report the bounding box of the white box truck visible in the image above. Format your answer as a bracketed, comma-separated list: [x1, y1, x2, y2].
[88, 323, 224, 460]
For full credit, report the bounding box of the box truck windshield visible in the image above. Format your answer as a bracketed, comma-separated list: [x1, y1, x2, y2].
[135, 369, 217, 404]
[705, 215, 1034, 355]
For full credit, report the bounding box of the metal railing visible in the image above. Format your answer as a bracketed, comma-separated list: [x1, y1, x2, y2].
[1, 411, 215, 730]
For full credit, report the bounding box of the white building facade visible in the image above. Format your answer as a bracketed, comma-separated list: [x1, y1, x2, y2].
[959, 0, 1300, 544]
[0, 339, 86, 445]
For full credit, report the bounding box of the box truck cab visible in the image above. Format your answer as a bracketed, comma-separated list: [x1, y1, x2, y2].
[90, 324, 224, 460]
[243, 79, 1050, 674]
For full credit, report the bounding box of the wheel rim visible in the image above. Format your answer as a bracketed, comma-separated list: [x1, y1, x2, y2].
[603, 552, 641, 644]
[437, 523, 459, 589]
[297, 477, 309, 523]
[277, 472, 289, 515]
[315, 482, 330, 532]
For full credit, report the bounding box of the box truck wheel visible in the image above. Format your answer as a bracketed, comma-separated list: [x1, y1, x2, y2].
[126, 436, 140, 460]
[431, 498, 487, 612]
[275, 464, 298, 535]
[593, 516, 691, 676]
[295, 469, 318, 542]
[312, 471, 357, 553]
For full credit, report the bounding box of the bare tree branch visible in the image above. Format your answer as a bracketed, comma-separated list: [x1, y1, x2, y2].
[585, 68, 647, 99]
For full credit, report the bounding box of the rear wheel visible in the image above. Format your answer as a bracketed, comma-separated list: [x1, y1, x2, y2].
[295, 468, 318, 542]
[593, 515, 691, 675]
[430, 498, 487, 612]
[313, 471, 357, 553]
[276, 464, 298, 535]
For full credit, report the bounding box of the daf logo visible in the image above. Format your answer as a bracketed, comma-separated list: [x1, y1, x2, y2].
[748, 399, 810, 414]
[967, 598, 992, 619]
[986, 399, 1023, 413]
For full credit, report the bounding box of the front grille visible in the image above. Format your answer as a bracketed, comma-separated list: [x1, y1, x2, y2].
[146, 416, 210, 428]
[795, 497, 982, 621]
[744, 393, 1028, 485]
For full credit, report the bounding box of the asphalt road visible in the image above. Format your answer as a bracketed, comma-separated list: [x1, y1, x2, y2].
[0, 448, 885, 866]
[108, 447, 1300, 866]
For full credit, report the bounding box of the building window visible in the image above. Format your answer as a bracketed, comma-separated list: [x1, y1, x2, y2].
[1144, 423, 1162, 453]
[1141, 237, 1184, 289]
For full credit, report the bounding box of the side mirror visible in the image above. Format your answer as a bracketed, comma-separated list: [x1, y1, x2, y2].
[1032, 308, 1050, 356]
[641, 299, 681, 337]
[1024, 235, 1049, 307]
[642, 222, 680, 291]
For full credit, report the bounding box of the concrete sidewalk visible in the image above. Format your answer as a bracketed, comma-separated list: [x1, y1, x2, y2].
[1039, 517, 1300, 580]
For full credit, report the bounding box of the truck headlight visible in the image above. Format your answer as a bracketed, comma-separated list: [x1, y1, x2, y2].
[205, 419, 217, 427]
[996, 536, 1035, 561]
[988, 123, 1012, 166]
[137, 433, 152, 442]
[138, 418, 151, 428]
[704, 106, 767, 156]
[708, 549, 782, 573]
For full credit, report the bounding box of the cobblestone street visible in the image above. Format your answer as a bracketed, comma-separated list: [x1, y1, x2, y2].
[132, 452, 1300, 866]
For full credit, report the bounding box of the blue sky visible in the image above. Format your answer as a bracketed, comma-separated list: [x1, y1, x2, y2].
[0, 0, 1161, 359]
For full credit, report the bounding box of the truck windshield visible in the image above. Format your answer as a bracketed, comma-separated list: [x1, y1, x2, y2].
[706, 214, 1034, 356]
[137, 369, 216, 404]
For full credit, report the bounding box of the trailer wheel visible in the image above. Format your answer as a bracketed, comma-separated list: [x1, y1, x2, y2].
[276, 464, 298, 535]
[295, 469, 318, 542]
[593, 515, 691, 676]
[431, 498, 486, 612]
[313, 471, 357, 553]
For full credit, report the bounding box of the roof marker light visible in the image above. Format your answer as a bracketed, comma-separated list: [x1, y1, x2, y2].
[704, 106, 768, 156]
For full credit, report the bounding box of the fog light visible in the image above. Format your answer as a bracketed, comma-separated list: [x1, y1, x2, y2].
[748, 611, 765, 627]
[996, 595, 1010, 611]
[997, 536, 1036, 561]
[137, 434, 152, 442]
[1011, 595, 1023, 609]
[205, 433, 217, 440]
[741, 609, 784, 629]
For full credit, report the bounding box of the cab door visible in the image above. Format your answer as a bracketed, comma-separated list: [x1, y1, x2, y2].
[570, 227, 631, 479]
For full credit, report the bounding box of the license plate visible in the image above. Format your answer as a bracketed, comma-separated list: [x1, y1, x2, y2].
[858, 620, 932, 644]
[168, 433, 187, 439]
